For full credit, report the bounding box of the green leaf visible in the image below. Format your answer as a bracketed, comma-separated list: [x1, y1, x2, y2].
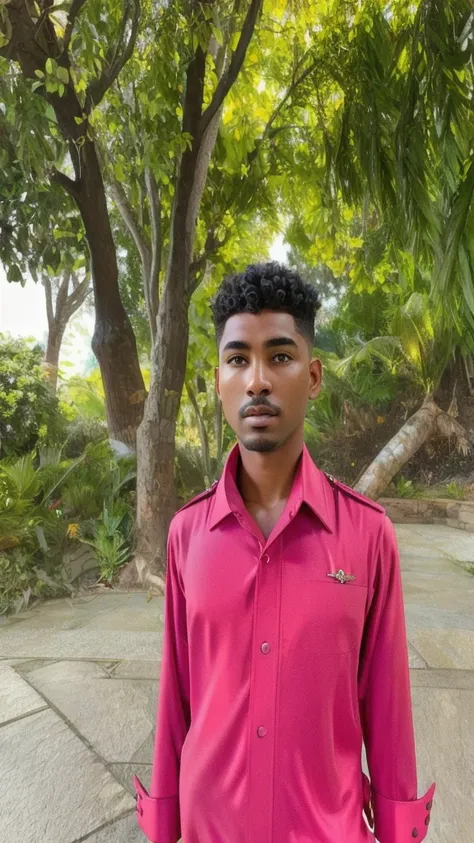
[114, 161, 125, 181]
[56, 66, 69, 84]
[7, 264, 23, 283]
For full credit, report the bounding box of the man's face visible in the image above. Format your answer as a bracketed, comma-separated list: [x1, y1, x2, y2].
[215, 310, 322, 453]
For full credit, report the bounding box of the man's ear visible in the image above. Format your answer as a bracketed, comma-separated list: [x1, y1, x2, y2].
[309, 358, 322, 400]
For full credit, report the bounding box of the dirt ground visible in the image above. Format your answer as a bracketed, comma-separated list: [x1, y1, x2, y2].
[312, 376, 474, 498]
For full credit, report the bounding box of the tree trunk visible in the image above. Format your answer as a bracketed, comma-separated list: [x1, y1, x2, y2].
[354, 393, 469, 499]
[128, 278, 191, 591]
[45, 325, 64, 393]
[186, 379, 212, 486]
[75, 144, 146, 447]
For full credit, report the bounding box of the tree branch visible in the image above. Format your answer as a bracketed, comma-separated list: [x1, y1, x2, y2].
[62, 272, 91, 320]
[188, 228, 227, 295]
[54, 268, 71, 317]
[109, 178, 151, 272]
[144, 167, 161, 336]
[199, 0, 262, 136]
[247, 57, 318, 165]
[62, 0, 88, 53]
[85, 0, 140, 112]
[43, 275, 54, 327]
[50, 168, 81, 200]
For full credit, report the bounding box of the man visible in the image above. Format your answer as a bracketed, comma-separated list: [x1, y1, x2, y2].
[133, 262, 436, 843]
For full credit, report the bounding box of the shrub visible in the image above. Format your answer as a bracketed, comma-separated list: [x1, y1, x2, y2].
[0, 334, 66, 457]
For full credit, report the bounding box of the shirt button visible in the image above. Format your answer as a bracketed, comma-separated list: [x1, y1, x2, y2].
[261, 642, 270, 654]
[257, 725, 267, 737]
[261, 553, 269, 564]
[411, 829, 418, 838]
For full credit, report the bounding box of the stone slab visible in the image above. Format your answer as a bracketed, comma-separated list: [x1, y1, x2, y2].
[1, 708, 134, 843]
[6, 594, 134, 630]
[0, 627, 163, 660]
[110, 660, 161, 679]
[410, 669, 474, 690]
[80, 812, 147, 842]
[408, 642, 428, 669]
[405, 604, 474, 631]
[397, 524, 474, 563]
[409, 628, 474, 670]
[26, 659, 158, 763]
[109, 763, 151, 795]
[0, 663, 47, 725]
[410, 686, 474, 843]
[85, 605, 165, 631]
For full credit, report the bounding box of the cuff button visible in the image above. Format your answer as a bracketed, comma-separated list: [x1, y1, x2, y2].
[426, 800, 432, 810]
[412, 829, 419, 838]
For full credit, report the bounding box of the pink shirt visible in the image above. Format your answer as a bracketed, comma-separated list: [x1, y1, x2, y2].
[133, 441, 436, 843]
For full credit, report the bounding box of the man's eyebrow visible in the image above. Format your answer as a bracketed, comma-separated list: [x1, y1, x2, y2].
[222, 336, 298, 352]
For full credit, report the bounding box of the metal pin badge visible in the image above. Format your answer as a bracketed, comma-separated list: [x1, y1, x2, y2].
[327, 569, 356, 584]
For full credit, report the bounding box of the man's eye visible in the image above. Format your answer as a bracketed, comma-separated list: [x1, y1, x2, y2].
[228, 354, 292, 364]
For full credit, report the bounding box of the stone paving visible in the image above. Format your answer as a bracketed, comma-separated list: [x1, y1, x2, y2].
[0, 522, 473, 843]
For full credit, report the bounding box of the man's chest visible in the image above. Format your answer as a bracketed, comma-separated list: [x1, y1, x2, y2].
[244, 501, 287, 540]
[180, 512, 374, 657]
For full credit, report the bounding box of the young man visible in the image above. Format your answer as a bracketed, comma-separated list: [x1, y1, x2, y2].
[133, 262, 436, 843]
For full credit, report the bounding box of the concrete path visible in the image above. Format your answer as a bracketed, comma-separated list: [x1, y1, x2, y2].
[0, 523, 473, 843]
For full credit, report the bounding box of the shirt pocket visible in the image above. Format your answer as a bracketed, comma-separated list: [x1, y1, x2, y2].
[302, 576, 368, 655]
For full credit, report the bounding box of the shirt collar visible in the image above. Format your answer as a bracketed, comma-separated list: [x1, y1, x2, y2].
[209, 441, 334, 533]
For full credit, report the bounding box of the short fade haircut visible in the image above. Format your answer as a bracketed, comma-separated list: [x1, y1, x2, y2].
[210, 261, 322, 352]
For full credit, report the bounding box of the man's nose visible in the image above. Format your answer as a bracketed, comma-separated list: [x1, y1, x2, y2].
[246, 362, 272, 395]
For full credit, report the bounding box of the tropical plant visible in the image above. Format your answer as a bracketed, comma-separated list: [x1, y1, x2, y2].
[0, 449, 86, 613]
[79, 499, 132, 584]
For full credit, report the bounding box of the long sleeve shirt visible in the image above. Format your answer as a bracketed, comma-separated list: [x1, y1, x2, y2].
[133, 440, 436, 843]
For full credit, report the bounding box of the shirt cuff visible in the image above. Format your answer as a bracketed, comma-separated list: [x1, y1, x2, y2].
[133, 775, 180, 843]
[367, 776, 436, 843]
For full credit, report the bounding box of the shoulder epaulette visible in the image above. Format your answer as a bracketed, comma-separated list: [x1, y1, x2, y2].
[175, 480, 218, 515]
[324, 472, 385, 513]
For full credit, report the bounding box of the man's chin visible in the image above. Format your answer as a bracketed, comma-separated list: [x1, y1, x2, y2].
[239, 434, 280, 453]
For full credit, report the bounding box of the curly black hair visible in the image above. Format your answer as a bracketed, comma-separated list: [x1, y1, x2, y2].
[210, 261, 322, 351]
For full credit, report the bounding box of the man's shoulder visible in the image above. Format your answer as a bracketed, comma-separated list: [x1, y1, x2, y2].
[323, 471, 385, 515]
[174, 480, 219, 517]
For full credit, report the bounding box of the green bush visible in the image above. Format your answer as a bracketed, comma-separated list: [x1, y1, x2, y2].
[62, 417, 108, 458]
[0, 334, 67, 457]
[0, 441, 136, 614]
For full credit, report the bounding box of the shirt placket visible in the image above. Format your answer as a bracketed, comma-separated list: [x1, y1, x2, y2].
[231, 491, 301, 843]
[245, 531, 281, 843]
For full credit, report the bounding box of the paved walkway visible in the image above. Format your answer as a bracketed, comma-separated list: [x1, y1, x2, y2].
[1, 523, 473, 843]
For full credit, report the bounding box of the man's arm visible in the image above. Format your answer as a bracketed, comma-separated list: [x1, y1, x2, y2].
[358, 514, 436, 843]
[133, 525, 190, 843]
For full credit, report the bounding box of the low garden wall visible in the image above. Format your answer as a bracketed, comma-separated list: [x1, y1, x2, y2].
[379, 497, 474, 533]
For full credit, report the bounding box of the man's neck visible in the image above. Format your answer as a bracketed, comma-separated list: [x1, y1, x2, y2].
[236, 438, 303, 510]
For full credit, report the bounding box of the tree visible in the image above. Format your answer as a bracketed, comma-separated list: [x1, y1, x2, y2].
[0, 108, 92, 390]
[0, 0, 146, 445]
[93, 0, 340, 586]
[277, 0, 474, 497]
[43, 269, 91, 390]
